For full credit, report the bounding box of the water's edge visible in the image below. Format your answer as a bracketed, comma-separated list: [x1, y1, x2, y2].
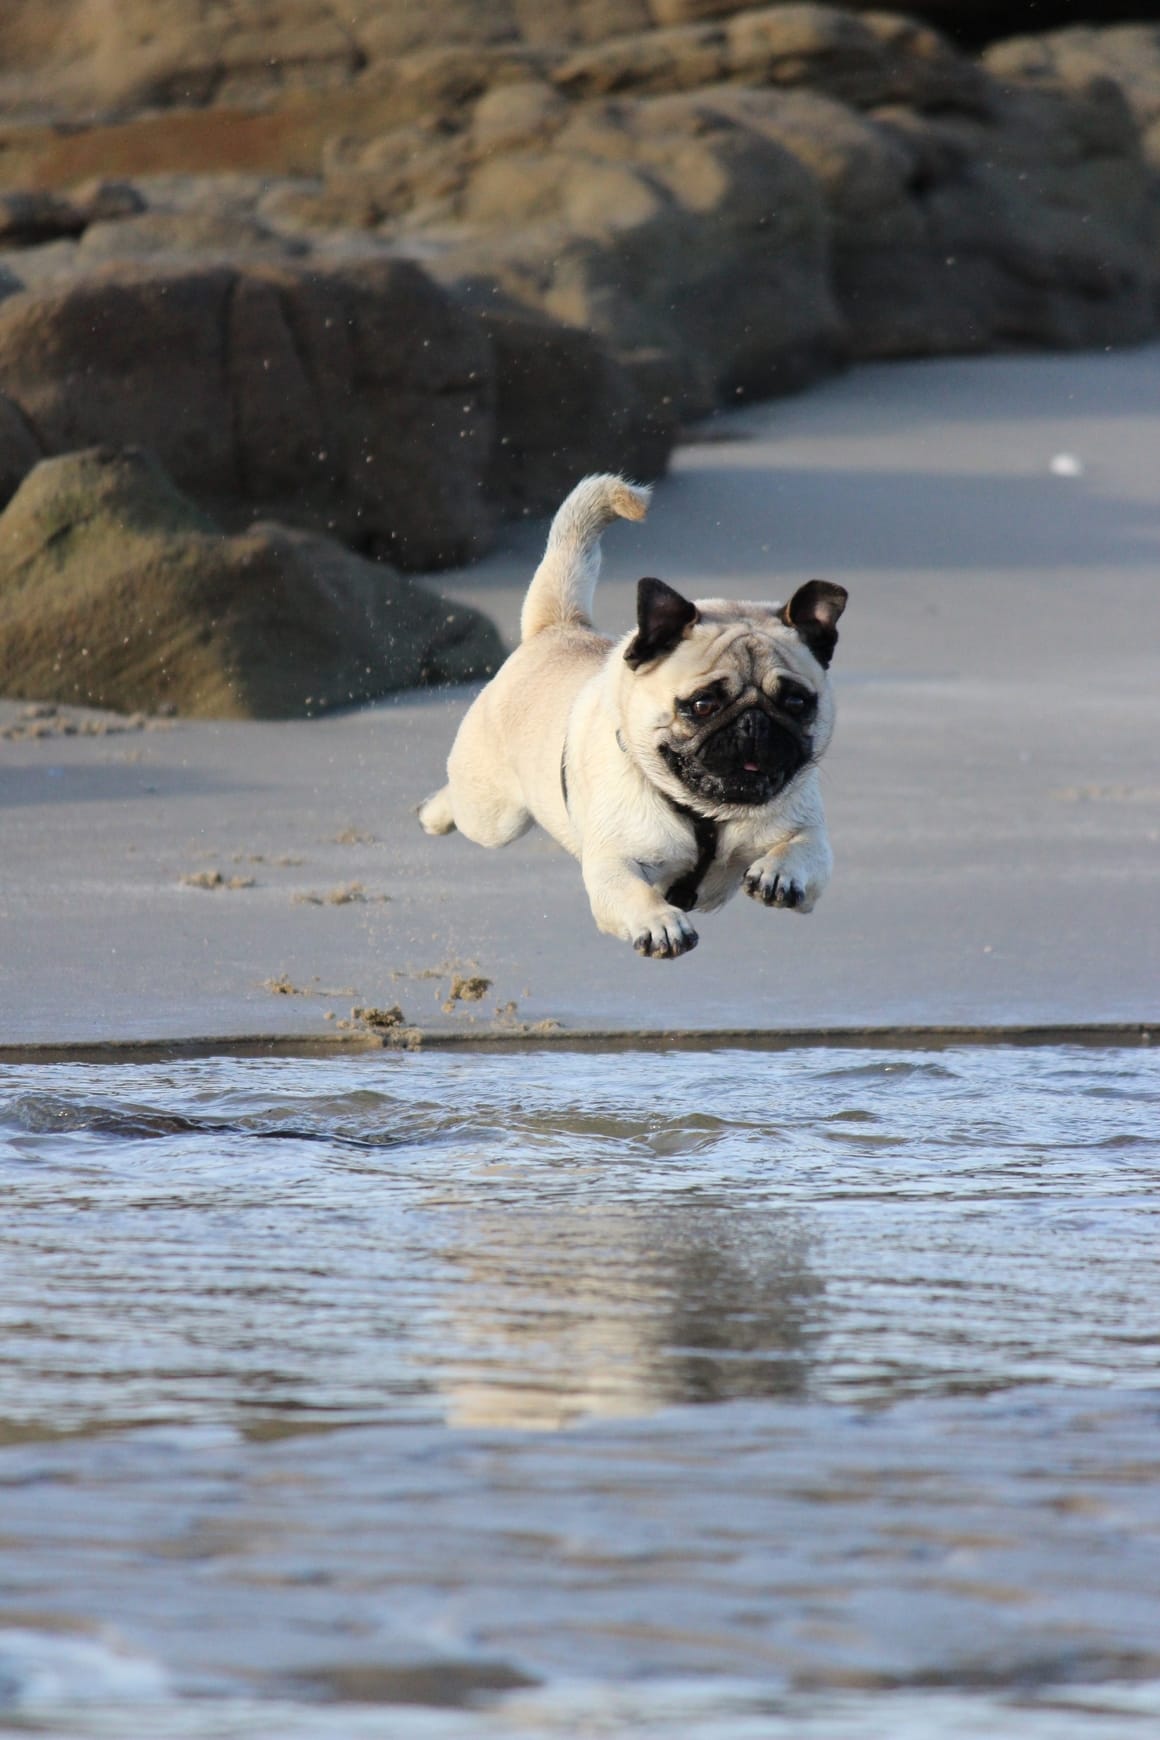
[0, 1021, 1154, 1066]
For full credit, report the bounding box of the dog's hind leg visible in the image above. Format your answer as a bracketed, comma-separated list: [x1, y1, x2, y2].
[418, 785, 457, 836]
[449, 783, 533, 847]
[418, 777, 532, 848]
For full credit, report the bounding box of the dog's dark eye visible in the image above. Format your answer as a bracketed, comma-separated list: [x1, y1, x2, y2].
[779, 688, 814, 717]
[690, 696, 721, 720]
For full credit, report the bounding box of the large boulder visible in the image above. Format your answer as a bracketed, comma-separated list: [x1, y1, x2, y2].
[476, 304, 677, 516]
[0, 253, 674, 556]
[418, 90, 843, 412]
[0, 447, 506, 718]
[0, 258, 497, 569]
[702, 76, 1160, 359]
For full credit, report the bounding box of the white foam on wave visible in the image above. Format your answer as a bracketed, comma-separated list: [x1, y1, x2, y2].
[0, 1627, 169, 1710]
[9, 1679, 1160, 1740]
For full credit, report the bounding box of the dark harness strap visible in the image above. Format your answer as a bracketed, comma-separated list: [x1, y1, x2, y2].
[663, 802, 719, 912]
[561, 740, 719, 913]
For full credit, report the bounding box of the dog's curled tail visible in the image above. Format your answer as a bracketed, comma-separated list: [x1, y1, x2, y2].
[519, 474, 651, 642]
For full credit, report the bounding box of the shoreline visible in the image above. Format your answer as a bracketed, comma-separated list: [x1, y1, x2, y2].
[0, 1021, 1154, 1067]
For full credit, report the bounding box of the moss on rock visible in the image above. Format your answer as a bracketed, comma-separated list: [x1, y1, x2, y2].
[0, 446, 505, 718]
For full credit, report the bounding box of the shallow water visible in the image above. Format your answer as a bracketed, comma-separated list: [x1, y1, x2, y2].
[1, 1045, 1158, 1738]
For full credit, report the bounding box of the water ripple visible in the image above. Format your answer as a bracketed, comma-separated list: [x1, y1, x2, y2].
[0, 1045, 1158, 1737]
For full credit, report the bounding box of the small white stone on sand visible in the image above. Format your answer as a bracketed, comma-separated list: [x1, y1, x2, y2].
[1049, 452, 1084, 477]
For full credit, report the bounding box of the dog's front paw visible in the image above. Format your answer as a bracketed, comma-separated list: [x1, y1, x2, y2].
[745, 866, 807, 909]
[632, 908, 699, 960]
[744, 851, 828, 913]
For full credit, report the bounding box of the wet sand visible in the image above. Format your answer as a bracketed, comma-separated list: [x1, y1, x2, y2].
[1, 347, 1158, 1049]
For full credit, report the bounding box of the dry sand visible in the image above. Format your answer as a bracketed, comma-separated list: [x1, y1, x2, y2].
[2, 346, 1157, 1051]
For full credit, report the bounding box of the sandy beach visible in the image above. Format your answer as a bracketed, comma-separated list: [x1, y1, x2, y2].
[2, 344, 1157, 1052]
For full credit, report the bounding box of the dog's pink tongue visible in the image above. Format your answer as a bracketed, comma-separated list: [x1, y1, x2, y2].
[743, 761, 760, 773]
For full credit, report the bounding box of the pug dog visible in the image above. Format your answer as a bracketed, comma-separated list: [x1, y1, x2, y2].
[419, 474, 847, 958]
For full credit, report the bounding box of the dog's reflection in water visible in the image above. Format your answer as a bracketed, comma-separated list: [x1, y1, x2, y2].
[438, 1209, 822, 1430]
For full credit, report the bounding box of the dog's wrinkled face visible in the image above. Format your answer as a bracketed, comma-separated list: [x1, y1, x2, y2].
[618, 577, 847, 812]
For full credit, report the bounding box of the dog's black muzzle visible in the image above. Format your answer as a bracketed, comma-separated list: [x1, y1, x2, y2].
[699, 706, 806, 789]
[666, 705, 811, 807]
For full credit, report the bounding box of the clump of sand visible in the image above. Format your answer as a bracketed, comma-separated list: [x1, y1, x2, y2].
[180, 869, 255, 890]
[442, 974, 493, 1012]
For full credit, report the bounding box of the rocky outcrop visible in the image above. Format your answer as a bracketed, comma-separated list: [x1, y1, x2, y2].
[1, 2, 1155, 124]
[0, 257, 672, 561]
[0, 447, 506, 718]
[0, 257, 496, 567]
[0, 5, 1156, 580]
[548, 6, 996, 108]
[302, 9, 1160, 398]
[743, 72, 1160, 358]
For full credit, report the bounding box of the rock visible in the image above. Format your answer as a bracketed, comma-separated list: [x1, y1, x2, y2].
[475, 304, 677, 516]
[553, 20, 730, 100]
[76, 208, 302, 263]
[437, 91, 843, 411]
[0, 241, 83, 294]
[0, 447, 506, 719]
[0, 251, 674, 564]
[701, 75, 1160, 360]
[0, 5, 1156, 542]
[986, 25, 1160, 169]
[453, 49, 1157, 377]
[0, 393, 42, 508]
[69, 179, 149, 224]
[957, 74, 1158, 350]
[734, 8, 994, 114]
[0, 0, 631, 120]
[45, 0, 362, 115]
[554, 5, 994, 115]
[3, 2, 1154, 126]
[650, 0, 747, 22]
[471, 79, 570, 155]
[0, 191, 87, 249]
[0, 184, 143, 252]
[0, 258, 497, 568]
[307, 11, 1159, 400]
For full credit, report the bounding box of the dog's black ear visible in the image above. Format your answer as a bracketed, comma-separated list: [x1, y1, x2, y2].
[779, 579, 848, 668]
[625, 577, 700, 670]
